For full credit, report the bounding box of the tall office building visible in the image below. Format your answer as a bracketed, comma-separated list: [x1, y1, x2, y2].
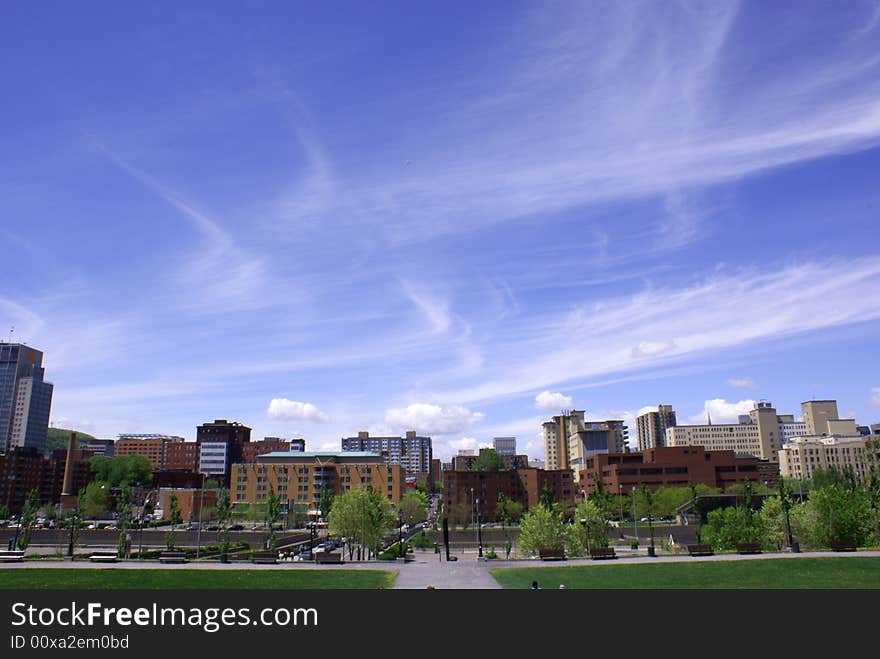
[341, 430, 432, 476]
[666, 401, 784, 461]
[197, 419, 251, 485]
[542, 410, 629, 480]
[801, 400, 858, 437]
[636, 405, 677, 451]
[0, 343, 53, 455]
[493, 436, 517, 456]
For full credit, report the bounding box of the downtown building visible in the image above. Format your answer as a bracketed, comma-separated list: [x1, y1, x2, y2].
[0, 343, 53, 455]
[635, 405, 677, 451]
[542, 410, 628, 481]
[443, 468, 575, 522]
[341, 431, 432, 478]
[232, 451, 405, 509]
[579, 446, 777, 496]
[665, 401, 786, 461]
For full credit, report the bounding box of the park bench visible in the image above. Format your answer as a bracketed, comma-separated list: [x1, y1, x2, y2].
[735, 543, 762, 555]
[89, 552, 118, 563]
[589, 547, 618, 560]
[314, 551, 343, 564]
[0, 550, 25, 562]
[831, 541, 857, 552]
[687, 544, 714, 557]
[539, 548, 566, 561]
[159, 551, 187, 564]
[251, 551, 278, 564]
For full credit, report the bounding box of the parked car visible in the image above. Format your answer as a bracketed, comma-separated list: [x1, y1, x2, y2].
[229, 524, 244, 531]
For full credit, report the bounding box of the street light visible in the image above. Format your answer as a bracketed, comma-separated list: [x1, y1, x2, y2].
[632, 486, 638, 547]
[476, 497, 483, 558]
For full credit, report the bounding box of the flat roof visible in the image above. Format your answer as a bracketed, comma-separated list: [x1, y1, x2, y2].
[257, 451, 383, 458]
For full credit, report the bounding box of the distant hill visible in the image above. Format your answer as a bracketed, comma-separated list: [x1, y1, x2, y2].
[45, 427, 100, 454]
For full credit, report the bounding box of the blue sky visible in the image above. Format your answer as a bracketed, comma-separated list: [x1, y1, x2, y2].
[3, 1, 880, 460]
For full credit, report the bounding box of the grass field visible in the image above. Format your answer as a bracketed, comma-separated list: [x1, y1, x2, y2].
[0, 568, 396, 590]
[491, 557, 880, 589]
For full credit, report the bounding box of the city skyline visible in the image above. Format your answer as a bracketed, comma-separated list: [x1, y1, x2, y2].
[3, 3, 880, 462]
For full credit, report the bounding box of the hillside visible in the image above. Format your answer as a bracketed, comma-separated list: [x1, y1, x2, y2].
[45, 427, 100, 454]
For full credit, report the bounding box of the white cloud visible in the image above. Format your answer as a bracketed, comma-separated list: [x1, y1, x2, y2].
[870, 387, 880, 406]
[534, 391, 573, 410]
[384, 403, 484, 435]
[688, 399, 756, 425]
[727, 377, 756, 388]
[631, 340, 676, 359]
[267, 398, 329, 423]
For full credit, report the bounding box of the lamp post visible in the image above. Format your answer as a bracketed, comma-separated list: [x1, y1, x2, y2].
[632, 486, 638, 547]
[476, 497, 483, 558]
[398, 510, 403, 555]
[779, 479, 799, 553]
[66, 508, 79, 559]
[196, 474, 205, 559]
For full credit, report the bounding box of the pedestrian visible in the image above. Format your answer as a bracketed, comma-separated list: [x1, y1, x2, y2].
[530, 580, 540, 590]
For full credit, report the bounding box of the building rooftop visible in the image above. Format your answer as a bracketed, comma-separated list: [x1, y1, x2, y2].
[257, 451, 383, 459]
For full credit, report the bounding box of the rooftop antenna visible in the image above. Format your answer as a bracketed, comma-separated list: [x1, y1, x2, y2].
[707, 409, 712, 426]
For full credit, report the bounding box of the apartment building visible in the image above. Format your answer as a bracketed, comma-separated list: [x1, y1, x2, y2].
[451, 448, 530, 471]
[443, 468, 575, 522]
[778, 435, 874, 481]
[232, 451, 405, 508]
[635, 405, 677, 451]
[341, 431, 432, 476]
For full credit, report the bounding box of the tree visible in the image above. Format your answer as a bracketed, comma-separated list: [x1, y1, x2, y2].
[539, 482, 556, 509]
[318, 485, 335, 518]
[805, 481, 872, 548]
[399, 490, 428, 526]
[116, 487, 132, 558]
[17, 489, 40, 550]
[326, 487, 395, 560]
[78, 481, 108, 519]
[216, 488, 231, 555]
[266, 486, 282, 549]
[166, 492, 181, 550]
[574, 499, 609, 554]
[517, 504, 575, 557]
[0, 503, 8, 520]
[88, 454, 152, 489]
[472, 448, 501, 472]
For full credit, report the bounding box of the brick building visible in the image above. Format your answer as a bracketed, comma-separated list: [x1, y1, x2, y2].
[578, 446, 777, 496]
[443, 468, 576, 522]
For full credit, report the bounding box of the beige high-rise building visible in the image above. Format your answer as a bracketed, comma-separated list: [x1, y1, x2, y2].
[666, 401, 783, 461]
[636, 405, 677, 451]
[778, 435, 872, 481]
[543, 411, 628, 481]
[801, 400, 840, 436]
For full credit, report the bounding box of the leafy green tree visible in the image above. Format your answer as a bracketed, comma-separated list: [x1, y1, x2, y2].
[756, 495, 788, 551]
[78, 481, 108, 519]
[88, 454, 152, 488]
[517, 504, 576, 557]
[216, 488, 231, 554]
[266, 486, 282, 549]
[116, 487, 132, 558]
[805, 482, 872, 548]
[17, 489, 40, 550]
[539, 482, 556, 509]
[326, 487, 395, 560]
[318, 485, 335, 518]
[472, 448, 501, 472]
[0, 503, 9, 520]
[165, 492, 181, 550]
[399, 489, 428, 526]
[574, 499, 609, 554]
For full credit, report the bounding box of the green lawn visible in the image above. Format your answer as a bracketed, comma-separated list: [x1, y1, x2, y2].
[0, 568, 395, 590]
[491, 557, 880, 589]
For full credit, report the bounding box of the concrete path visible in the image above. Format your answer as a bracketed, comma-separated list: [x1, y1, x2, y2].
[391, 552, 502, 589]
